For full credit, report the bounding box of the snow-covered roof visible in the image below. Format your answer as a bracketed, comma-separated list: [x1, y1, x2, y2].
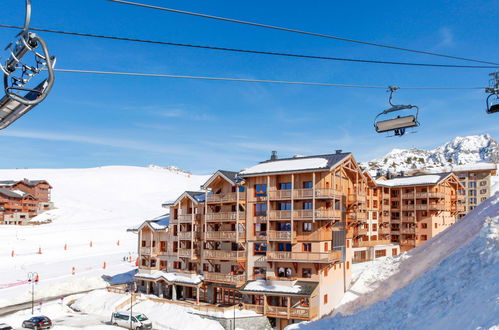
[11, 189, 27, 197]
[201, 170, 240, 189]
[0, 188, 24, 198]
[377, 173, 451, 187]
[239, 153, 350, 176]
[135, 271, 203, 285]
[450, 162, 497, 172]
[165, 191, 205, 207]
[240, 280, 318, 296]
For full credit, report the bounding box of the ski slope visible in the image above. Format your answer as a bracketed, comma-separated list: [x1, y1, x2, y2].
[0, 166, 209, 309]
[291, 193, 499, 330]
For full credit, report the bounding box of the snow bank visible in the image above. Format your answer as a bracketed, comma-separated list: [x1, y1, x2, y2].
[492, 176, 499, 194]
[70, 290, 128, 314]
[291, 193, 499, 330]
[243, 280, 302, 294]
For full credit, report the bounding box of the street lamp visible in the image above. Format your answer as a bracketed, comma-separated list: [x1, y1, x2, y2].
[233, 302, 243, 330]
[27, 272, 38, 315]
[125, 282, 135, 330]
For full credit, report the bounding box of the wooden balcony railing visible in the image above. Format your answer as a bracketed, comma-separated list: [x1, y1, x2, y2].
[379, 227, 391, 234]
[177, 214, 201, 223]
[401, 204, 415, 211]
[266, 305, 316, 320]
[295, 230, 332, 241]
[203, 249, 246, 260]
[205, 212, 246, 222]
[399, 239, 416, 245]
[354, 227, 369, 235]
[294, 188, 341, 199]
[401, 193, 415, 199]
[416, 192, 445, 199]
[400, 227, 416, 234]
[206, 192, 246, 203]
[178, 232, 200, 240]
[353, 239, 391, 247]
[178, 248, 193, 258]
[204, 230, 245, 240]
[401, 216, 416, 222]
[204, 272, 246, 285]
[268, 210, 292, 219]
[267, 230, 292, 241]
[294, 209, 342, 219]
[242, 303, 264, 314]
[268, 190, 292, 200]
[140, 247, 155, 255]
[267, 250, 341, 263]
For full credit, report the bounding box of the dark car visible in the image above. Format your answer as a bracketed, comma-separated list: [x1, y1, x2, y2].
[21, 316, 52, 329]
[0, 323, 13, 330]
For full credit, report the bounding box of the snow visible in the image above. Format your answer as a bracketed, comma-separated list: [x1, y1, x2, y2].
[0, 166, 209, 309]
[243, 280, 302, 294]
[289, 193, 499, 330]
[492, 176, 499, 195]
[135, 270, 203, 285]
[376, 174, 445, 187]
[240, 158, 328, 175]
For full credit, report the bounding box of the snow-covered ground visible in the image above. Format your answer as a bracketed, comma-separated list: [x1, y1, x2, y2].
[290, 193, 499, 330]
[0, 166, 209, 309]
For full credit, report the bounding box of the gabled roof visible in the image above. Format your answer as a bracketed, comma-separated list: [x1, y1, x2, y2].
[137, 214, 170, 232]
[163, 191, 205, 207]
[0, 180, 16, 187]
[201, 170, 239, 189]
[239, 152, 351, 177]
[0, 188, 24, 198]
[376, 173, 453, 187]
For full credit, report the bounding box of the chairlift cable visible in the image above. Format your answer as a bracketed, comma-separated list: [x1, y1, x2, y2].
[0, 24, 496, 69]
[107, 0, 499, 66]
[49, 68, 487, 90]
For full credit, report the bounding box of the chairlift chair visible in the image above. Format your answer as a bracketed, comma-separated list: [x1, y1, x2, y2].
[374, 86, 419, 137]
[0, 0, 55, 130]
[486, 72, 499, 114]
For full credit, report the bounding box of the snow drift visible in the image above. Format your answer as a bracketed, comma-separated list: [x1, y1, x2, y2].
[292, 193, 499, 330]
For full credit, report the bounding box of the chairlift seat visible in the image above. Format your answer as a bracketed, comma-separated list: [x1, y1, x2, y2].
[375, 115, 418, 133]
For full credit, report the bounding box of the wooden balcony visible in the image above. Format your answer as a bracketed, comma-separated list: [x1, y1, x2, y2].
[379, 227, 391, 235]
[401, 215, 416, 222]
[399, 239, 416, 245]
[348, 194, 367, 203]
[267, 250, 341, 263]
[400, 227, 416, 234]
[266, 305, 317, 320]
[178, 231, 200, 240]
[139, 247, 157, 255]
[293, 209, 342, 220]
[204, 230, 245, 240]
[354, 227, 368, 235]
[294, 188, 341, 199]
[205, 212, 246, 222]
[178, 248, 194, 258]
[204, 272, 246, 285]
[295, 230, 332, 241]
[268, 230, 292, 241]
[206, 192, 246, 203]
[177, 214, 202, 223]
[401, 204, 415, 211]
[401, 193, 415, 199]
[203, 249, 246, 260]
[242, 303, 264, 315]
[354, 239, 391, 247]
[416, 192, 445, 199]
[269, 210, 292, 220]
[268, 190, 292, 200]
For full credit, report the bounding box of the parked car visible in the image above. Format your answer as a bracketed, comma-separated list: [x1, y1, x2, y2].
[0, 323, 13, 330]
[21, 316, 52, 329]
[111, 311, 152, 330]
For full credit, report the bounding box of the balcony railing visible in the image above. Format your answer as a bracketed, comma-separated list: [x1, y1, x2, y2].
[242, 303, 264, 315]
[140, 247, 155, 255]
[206, 192, 246, 203]
[267, 230, 292, 241]
[294, 209, 342, 220]
[204, 230, 246, 240]
[400, 227, 416, 234]
[354, 239, 391, 247]
[267, 250, 341, 263]
[399, 239, 416, 245]
[268, 210, 292, 219]
[416, 192, 445, 199]
[294, 188, 341, 199]
[354, 227, 368, 235]
[266, 305, 316, 320]
[178, 232, 200, 240]
[401, 216, 416, 222]
[203, 249, 246, 260]
[178, 248, 192, 258]
[379, 227, 391, 234]
[177, 214, 201, 223]
[268, 190, 292, 200]
[205, 212, 246, 222]
[401, 204, 415, 211]
[204, 272, 246, 285]
[295, 230, 332, 241]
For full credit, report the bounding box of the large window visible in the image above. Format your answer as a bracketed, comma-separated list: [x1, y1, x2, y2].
[302, 243, 311, 252]
[303, 181, 313, 189]
[302, 268, 312, 278]
[303, 222, 312, 232]
[279, 222, 291, 231]
[254, 243, 267, 255]
[279, 202, 292, 210]
[278, 243, 292, 251]
[375, 249, 386, 258]
[255, 203, 267, 216]
[303, 202, 312, 210]
[255, 184, 267, 197]
[468, 182, 477, 188]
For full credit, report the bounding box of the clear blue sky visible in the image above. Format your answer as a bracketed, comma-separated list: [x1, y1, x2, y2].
[0, 0, 497, 173]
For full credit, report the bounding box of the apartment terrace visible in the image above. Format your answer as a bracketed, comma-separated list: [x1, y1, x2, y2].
[354, 239, 391, 247]
[204, 230, 246, 240]
[266, 250, 341, 263]
[203, 249, 246, 260]
[178, 232, 200, 240]
[205, 212, 245, 222]
[268, 209, 342, 220]
[265, 188, 342, 201]
[203, 272, 246, 286]
[206, 192, 247, 203]
[176, 214, 202, 223]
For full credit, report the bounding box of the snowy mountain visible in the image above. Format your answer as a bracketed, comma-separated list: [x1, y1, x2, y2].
[291, 193, 499, 330]
[0, 166, 209, 308]
[363, 134, 499, 175]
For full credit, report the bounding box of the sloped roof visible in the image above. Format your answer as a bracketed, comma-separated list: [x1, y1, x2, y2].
[0, 188, 24, 198]
[240, 280, 319, 297]
[163, 191, 205, 207]
[376, 173, 452, 187]
[0, 180, 16, 187]
[202, 169, 240, 189]
[239, 153, 351, 176]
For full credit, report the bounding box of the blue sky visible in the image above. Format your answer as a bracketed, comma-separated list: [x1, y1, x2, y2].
[0, 0, 498, 173]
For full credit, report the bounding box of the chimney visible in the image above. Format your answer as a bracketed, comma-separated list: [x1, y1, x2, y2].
[335, 149, 342, 154]
[270, 151, 278, 161]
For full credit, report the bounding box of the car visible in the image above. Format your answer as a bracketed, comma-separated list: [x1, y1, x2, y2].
[0, 323, 13, 330]
[111, 311, 152, 330]
[21, 316, 52, 329]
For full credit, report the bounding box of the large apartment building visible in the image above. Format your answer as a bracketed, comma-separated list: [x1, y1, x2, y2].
[133, 151, 467, 329]
[0, 179, 53, 225]
[376, 173, 463, 252]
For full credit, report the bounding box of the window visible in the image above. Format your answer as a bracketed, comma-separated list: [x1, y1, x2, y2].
[346, 261, 350, 270]
[254, 243, 267, 255]
[375, 250, 386, 258]
[303, 222, 312, 232]
[279, 222, 291, 231]
[279, 182, 292, 190]
[468, 189, 477, 196]
[372, 224, 377, 231]
[468, 182, 477, 188]
[434, 223, 438, 229]
[279, 202, 292, 210]
[160, 241, 166, 252]
[152, 240, 156, 247]
[324, 294, 328, 304]
[420, 235, 428, 241]
[346, 239, 350, 248]
[303, 202, 312, 210]
[255, 203, 267, 216]
[392, 248, 398, 256]
[214, 264, 221, 273]
[278, 267, 293, 278]
[141, 240, 146, 247]
[303, 243, 312, 252]
[278, 243, 292, 252]
[255, 184, 267, 197]
[324, 242, 329, 251]
[480, 180, 487, 186]
[303, 181, 313, 189]
[480, 189, 487, 194]
[203, 263, 209, 272]
[160, 260, 167, 270]
[302, 268, 312, 278]
[469, 198, 477, 204]
[254, 223, 267, 236]
[173, 261, 181, 270]
[421, 223, 427, 229]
